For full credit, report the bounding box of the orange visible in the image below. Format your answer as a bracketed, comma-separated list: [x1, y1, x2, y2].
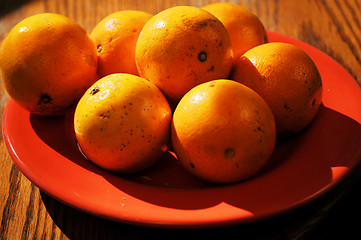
[231, 42, 323, 137]
[74, 73, 172, 173]
[202, 2, 268, 59]
[0, 13, 98, 116]
[90, 10, 153, 78]
[135, 6, 233, 103]
[171, 80, 276, 184]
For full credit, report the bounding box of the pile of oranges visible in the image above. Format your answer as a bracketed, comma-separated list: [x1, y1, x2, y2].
[0, 3, 322, 184]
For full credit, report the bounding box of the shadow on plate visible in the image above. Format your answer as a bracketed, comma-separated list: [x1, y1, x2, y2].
[30, 104, 361, 212]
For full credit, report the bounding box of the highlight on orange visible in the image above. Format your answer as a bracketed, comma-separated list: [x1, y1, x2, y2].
[90, 10, 153, 78]
[231, 42, 323, 137]
[74, 73, 172, 173]
[0, 13, 98, 116]
[202, 2, 268, 59]
[171, 79, 276, 184]
[135, 6, 233, 103]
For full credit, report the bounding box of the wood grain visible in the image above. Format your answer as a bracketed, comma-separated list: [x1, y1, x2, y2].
[0, 0, 361, 239]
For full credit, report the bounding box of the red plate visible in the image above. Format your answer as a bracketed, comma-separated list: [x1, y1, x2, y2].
[3, 31, 361, 228]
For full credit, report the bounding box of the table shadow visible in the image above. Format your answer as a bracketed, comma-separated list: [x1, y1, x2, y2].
[0, 0, 35, 17]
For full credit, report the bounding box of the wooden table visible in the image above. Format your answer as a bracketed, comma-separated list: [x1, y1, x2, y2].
[1, 0, 361, 239]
